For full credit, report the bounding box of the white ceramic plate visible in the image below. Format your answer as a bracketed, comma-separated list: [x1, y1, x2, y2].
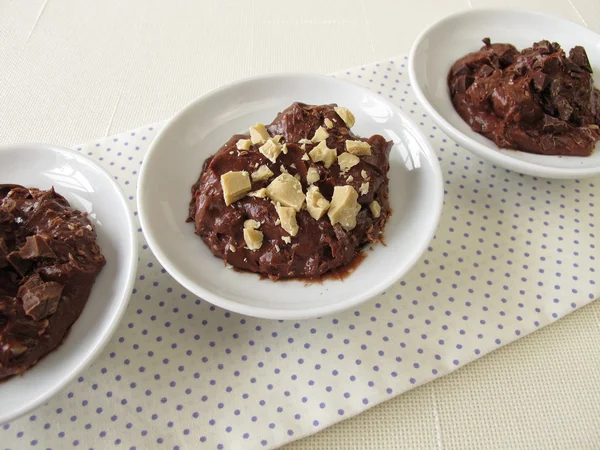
[138, 73, 443, 320]
[0, 144, 137, 424]
[409, 8, 600, 179]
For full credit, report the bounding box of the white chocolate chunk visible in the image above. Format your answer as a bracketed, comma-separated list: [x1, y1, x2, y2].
[301, 146, 309, 156]
[334, 107, 356, 128]
[244, 219, 261, 230]
[276, 204, 299, 236]
[251, 165, 274, 182]
[306, 167, 320, 185]
[361, 170, 369, 179]
[259, 139, 283, 163]
[309, 141, 337, 168]
[338, 152, 360, 172]
[249, 123, 270, 144]
[328, 185, 361, 231]
[324, 118, 334, 129]
[236, 139, 252, 150]
[228, 244, 236, 253]
[281, 143, 288, 154]
[282, 236, 291, 244]
[273, 135, 283, 143]
[346, 175, 354, 183]
[345, 140, 371, 156]
[248, 188, 268, 198]
[280, 165, 288, 174]
[369, 200, 381, 218]
[311, 126, 329, 143]
[306, 185, 330, 221]
[243, 228, 263, 250]
[221, 171, 251, 206]
[298, 138, 312, 145]
[243, 219, 263, 250]
[266, 173, 305, 212]
[359, 182, 369, 196]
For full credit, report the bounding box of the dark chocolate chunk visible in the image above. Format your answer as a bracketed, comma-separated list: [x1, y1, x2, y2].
[6, 252, 32, 276]
[556, 97, 574, 121]
[18, 274, 63, 321]
[454, 75, 474, 94]
[569, 46, 592, 73]
[452, 62, 470, 77]
[482, 37, 491, 47]
[478, 65, 494, 78]
[18, 235, 56, 260]
[542, 115, 569, 133]
[565, 60, 584, 74]
[532, 72, 548, 91]
[534, 40, 552, 55]
[498, 48, 517, 66]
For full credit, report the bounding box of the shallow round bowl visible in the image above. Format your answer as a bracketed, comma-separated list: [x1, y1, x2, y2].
[138, 73, 443, 320]
[0, 144, 137, 424]
[409, 8, 600, 179]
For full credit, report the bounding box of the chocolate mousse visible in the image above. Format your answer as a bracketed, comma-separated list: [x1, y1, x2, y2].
[188, 103, 392, 279]
[448, 38, 600, 156]
[0, 185, 105, 380]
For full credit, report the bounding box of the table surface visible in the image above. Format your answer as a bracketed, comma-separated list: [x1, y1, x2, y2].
[2, 0, 600, 448]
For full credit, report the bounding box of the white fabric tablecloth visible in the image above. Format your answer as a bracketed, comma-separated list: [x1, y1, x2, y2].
[2, 1, 600, 448]
[1, 56, 599, 449]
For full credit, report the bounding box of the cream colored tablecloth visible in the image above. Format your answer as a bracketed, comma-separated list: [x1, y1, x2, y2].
[2, 0, 600, 448]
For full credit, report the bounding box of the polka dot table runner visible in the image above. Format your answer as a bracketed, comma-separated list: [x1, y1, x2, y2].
[2, 57, 599, 450]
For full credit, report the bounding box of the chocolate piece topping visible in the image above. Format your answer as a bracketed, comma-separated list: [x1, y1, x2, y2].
[0, 185, 105, 380]
[18, 274, 64, 321]
[448, 39, 600, 156]
[188, 102, 391, 279]
[19, 235, 57, 260]
[569, 46, 592, 73]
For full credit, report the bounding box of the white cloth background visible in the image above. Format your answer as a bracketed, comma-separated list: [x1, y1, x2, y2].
[2, 0, 600, 448]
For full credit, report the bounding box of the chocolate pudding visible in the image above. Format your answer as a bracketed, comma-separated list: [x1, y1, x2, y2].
[448, 39, 600, 156]
[0, 185, 105, 380]
[188, 103, 392, 279]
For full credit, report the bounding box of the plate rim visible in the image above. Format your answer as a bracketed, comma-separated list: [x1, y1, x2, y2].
[137, 72, 444, 320]
[0, 143, 138, 424]
[408, 7, 600, 179]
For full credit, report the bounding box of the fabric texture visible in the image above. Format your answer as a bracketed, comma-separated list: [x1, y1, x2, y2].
[1, 56, 598, 450]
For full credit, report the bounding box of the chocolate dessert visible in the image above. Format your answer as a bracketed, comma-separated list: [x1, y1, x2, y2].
[0, 185, 105, 380]
[188, 103, 392, 279]
[448, 38, 600, 156]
